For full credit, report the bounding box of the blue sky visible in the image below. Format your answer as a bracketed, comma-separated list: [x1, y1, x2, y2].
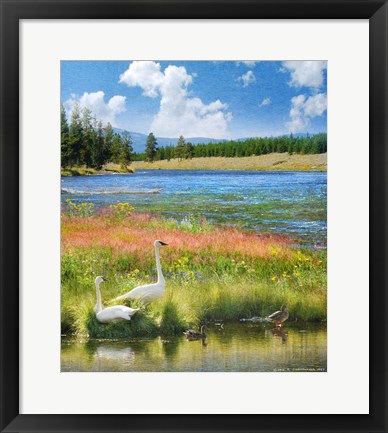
[61, 61, 327, 139]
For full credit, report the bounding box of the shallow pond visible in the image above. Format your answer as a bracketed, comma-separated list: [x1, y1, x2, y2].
[61, 322, 326, 372]
[61, 170, 327, 246]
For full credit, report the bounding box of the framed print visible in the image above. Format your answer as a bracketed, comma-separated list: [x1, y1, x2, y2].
[1, 0, 387, 432]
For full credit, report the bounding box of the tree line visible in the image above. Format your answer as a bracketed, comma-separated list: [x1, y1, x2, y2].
[61, 104, 327, 166]
[135, 133, 327, 162]
[61, 103, 133, 168]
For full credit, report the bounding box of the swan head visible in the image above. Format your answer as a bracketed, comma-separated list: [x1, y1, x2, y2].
[154, 240, 168, 247]
[95, 276, 107, 285]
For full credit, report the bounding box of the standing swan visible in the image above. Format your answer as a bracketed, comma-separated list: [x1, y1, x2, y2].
[112, 240, 168, 305]
[94, 276, 140, 323]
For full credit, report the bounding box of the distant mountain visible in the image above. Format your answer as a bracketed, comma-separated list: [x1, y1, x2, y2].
[113, 128, 225, 153]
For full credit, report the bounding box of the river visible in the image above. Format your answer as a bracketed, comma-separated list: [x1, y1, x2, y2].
[61, 170, 327, 246]
[61, 322, 326, 372]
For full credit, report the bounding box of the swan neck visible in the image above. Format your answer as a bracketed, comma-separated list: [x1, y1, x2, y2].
[95, 281, 103, 313]
[155, 245, 164, 284]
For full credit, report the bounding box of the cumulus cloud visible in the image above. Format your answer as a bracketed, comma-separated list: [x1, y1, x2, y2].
[119, 61, 166, 98]
[286, 93, 327, 132]
[119, 61, 232, 138]
[282, 61, 327, 89]
[238, 70, 256, 87]
[64, 91, 126, 126]
[259, 97, 271, 107]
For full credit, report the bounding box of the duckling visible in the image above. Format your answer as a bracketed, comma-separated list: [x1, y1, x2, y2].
[183, 325, 208, 340]
[266, 305, 289, 327]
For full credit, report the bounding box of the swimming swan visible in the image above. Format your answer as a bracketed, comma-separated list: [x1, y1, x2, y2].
[112, 240, 168, 305]
[94, 276, 140, 323]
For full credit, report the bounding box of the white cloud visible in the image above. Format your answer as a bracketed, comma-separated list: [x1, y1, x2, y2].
[303, 93, 327, 117]
[119, 61, 165, 98]
[282, 61, 327, 89]
[119, 61, 232, 138]
[64, 91, 126, 126]
[259, 97, 271, 107]
[286, 93, 327, 132]
[238, 70, 256, 87]
[236, 61, 257, 67]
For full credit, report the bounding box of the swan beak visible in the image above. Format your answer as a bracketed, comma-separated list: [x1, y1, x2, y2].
[159, 241, 168, 246]
[102, 277, 109, 281]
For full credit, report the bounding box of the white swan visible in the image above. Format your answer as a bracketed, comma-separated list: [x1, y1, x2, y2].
[94, 276, 140, 323]
[112, 240, 168, 305]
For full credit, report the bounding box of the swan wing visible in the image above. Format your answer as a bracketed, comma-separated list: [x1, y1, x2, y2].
[113, 283, 156, 301]
[116, 282, 164, 304]
[96, 306, 140, 323]
[114, 305, 141, 316]
[96, 307, 127, 323]
[137, 285, 164, 304]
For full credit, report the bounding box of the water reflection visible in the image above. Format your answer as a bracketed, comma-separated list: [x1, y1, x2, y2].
[266, 327, 288, 343]
[161, 337, 183, 360]
[61, 323, 326, 372]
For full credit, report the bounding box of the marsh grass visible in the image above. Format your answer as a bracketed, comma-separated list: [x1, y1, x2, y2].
[61, 210, 326, 338]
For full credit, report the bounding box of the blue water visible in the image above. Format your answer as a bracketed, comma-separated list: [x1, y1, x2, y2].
[61, 170, 326, 246]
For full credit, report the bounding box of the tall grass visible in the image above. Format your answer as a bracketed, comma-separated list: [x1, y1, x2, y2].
[61, 210, 326, 338]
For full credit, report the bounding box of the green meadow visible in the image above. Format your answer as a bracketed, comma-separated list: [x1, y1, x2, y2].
[61, 209, 327, 339]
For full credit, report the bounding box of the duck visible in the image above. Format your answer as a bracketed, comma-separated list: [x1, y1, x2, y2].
[111, 240, 168, 305]
[183, 325, 208, 340]
[94, 276, 140, 323]
[266, 305, 289, 327]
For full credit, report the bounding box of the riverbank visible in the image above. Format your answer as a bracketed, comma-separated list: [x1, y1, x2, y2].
[61, 209, 327, 339]
[61, 163, 135, 176]
[132, 153, 327, 171]
[61, 153, 327, 176]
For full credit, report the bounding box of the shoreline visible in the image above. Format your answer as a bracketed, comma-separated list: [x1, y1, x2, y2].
[61, 164, 135, 177]
[61, 153, 327, 176]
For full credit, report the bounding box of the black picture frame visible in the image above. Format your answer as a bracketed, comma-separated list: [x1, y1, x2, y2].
[1, 1, 387, 432]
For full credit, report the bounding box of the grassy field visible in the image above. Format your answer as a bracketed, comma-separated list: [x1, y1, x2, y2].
[132, 153, 327, 171]
[61, 208, 327, 339]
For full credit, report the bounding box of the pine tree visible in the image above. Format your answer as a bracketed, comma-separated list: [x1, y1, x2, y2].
[103, 123, 114, 162]
[185, 141, 194, 159]
[60, 104, 70, 167]
[68, 103, 83, 166]
[81, 107, 95, 166]
[119, 131, 133, 167]
[93, 120, 105, 168]
[175, 135, 185, 161]
[145, 132, 158, 162]
[110, 133, 123, 163]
